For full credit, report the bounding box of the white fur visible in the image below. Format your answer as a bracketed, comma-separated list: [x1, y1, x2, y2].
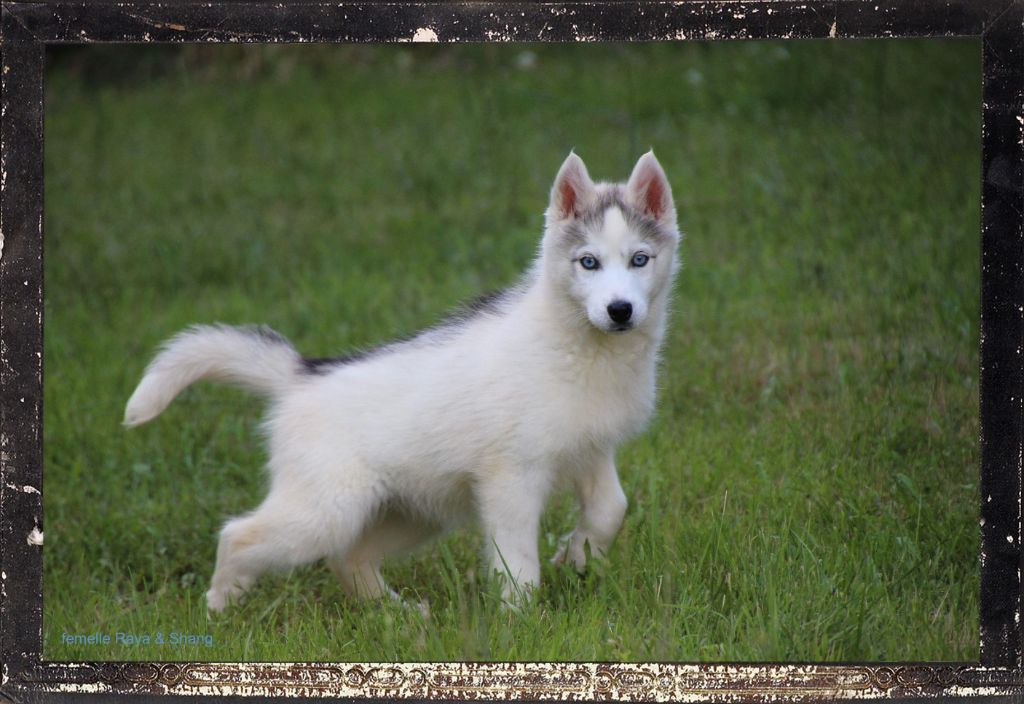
[124, 324, 298, 428]
[124, 151, 680, 611]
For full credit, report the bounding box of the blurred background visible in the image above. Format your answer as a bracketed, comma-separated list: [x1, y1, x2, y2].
[43, 41, 980, 662]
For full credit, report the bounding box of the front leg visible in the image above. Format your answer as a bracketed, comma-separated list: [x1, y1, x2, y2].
[552, 452, 628, 572]
[476, 469, 551, 605]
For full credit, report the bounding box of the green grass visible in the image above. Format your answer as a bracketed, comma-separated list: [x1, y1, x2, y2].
[43, 40, 980, 662]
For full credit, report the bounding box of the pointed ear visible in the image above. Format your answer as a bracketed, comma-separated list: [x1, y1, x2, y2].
[626, 151, 675, 224]
[549, 152, 597, 220]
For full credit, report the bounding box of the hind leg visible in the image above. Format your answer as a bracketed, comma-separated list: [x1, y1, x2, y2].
[206, 499, 321, 613]
[327, 511, 440, 602]
[207, 487, 376, 613]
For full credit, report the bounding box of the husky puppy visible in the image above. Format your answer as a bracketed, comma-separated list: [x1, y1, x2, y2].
[125, 151, 680, 611]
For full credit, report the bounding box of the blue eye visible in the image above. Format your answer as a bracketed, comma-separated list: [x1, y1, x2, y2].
[579, 255, 600, 270]
[631, 252, 650, 267]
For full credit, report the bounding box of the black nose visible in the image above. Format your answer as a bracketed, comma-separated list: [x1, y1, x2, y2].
[607, 300, 633, 324]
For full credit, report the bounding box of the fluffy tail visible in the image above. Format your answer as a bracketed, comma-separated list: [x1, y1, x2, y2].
[124, 324, 300, 428]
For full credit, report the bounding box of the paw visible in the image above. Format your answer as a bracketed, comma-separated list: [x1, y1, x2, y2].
[487, 568, 538, 609]
[206, 589, 228, 615]
[550, 531, 589, 573]
[405, 598, 431, 619]
[206, 584, 244, 614]
[387, 589, 431, 618]
[499, 583, 535, 611]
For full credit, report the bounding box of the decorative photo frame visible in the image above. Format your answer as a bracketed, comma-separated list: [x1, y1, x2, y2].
[1, 0, 1023, 700]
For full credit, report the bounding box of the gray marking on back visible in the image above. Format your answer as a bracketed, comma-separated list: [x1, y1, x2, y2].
[300, 287, 517, 375]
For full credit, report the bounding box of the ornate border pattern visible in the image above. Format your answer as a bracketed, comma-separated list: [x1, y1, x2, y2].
[11, 662, 1024, 699]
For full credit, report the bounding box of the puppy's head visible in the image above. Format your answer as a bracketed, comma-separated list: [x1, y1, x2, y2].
[542, 151, 680, 334]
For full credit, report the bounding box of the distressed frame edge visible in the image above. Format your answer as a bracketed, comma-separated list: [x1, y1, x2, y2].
[980, 0, 1024, 672]
[0, 0, 1019, 44]
[0, 0, 1021, 701]
[0, 28, 45, 704]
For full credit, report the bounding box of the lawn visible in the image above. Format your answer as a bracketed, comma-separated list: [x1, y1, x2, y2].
[43, 40, 980, 661]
